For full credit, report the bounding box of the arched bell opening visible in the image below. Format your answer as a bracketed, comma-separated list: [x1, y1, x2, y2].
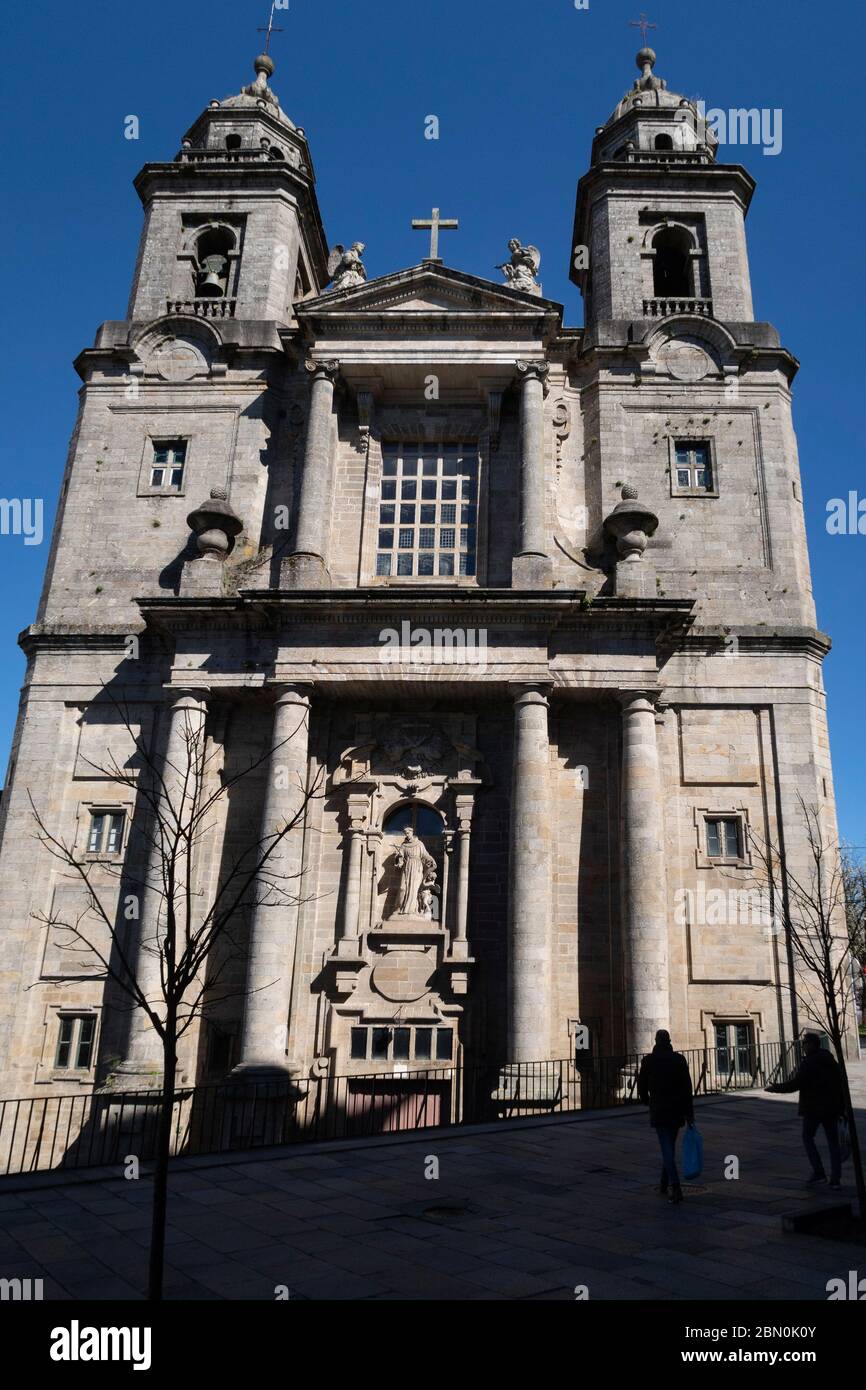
[652, 225, 695, 297]
[193, 226, 236, 299]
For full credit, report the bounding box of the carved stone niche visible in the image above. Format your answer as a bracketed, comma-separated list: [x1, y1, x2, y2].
[328, 714, 486, 1010]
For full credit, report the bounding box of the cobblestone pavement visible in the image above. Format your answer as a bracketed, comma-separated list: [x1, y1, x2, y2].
[0, 1061, 863, 1301]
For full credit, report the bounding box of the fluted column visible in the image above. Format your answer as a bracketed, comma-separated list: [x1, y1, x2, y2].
[619, 692, 670, 1056]
[118, 687, 209, 1082]
[507, 686, 553, 1061]
[512, 360, 552, 589]
[235, 685, 312, 1076]
[282, 359, 340, 589]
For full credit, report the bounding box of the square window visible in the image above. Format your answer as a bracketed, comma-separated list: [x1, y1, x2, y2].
[378, 528, 394, 549]
[88, 810, 125, 856]
[401, 479, 417, 499]
[400, 504, 415, 524]
[422, 455, 438, 476]
[372, 442, 480, 583]
[418, 553, 434, 575]
[420, 504, 436, 524]
[376, 554, 392, 576]
[149, 441, 186, 492]
[440, 527, 455, 549]
[677, 468, 690, 488]
[55, 1015, 97, 1071]
[402, 456, 419, 475]
[379, 504, 395, 524]
[381, 480, 397, 501]
[421, 480, 437, 500]
[397, 554, 413, 576]
[382, 454, 398, 477]
[706, 817, 742, 860]
[439, 555, 454, 576]
[398, 528, 414, 549]
[440, 504, 456, 525]
[419, 527, 435, 548]
[441, 480, 457, 500]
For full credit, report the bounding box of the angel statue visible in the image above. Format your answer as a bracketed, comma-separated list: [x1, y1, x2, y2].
[326, 242, 367, 293]
[392, 827, 437, 918]
[497, 239, 542, 296]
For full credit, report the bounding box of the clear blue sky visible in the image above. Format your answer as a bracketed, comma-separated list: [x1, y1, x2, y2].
[1, 0, 863, 840]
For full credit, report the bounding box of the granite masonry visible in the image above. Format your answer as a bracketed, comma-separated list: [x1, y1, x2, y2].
[0, 48, 851, 1115]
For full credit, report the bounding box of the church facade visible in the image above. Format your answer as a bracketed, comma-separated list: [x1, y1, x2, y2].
[0, 47, 848, 1104]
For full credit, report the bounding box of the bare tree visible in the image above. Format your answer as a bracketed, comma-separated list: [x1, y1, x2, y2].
[841, 845, 866, 1028]
[748, 796, 865, 1224]
[29, 695, 324, 1299]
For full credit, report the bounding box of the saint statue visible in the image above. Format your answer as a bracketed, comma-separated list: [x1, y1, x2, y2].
[392, 827, 437, 917]
[497, 238, 542, 296]
[326, 242, 367, 293]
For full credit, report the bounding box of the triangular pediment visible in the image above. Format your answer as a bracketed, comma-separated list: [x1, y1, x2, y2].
[297, 263, 562, 320]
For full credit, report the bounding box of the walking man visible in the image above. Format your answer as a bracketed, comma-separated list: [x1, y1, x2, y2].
[765, 1033, 844, 1189]
[637, 1029, 695, 1205]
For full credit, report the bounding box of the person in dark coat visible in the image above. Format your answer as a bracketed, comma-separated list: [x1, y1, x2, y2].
[637, 1029, 695, 1204]
[765, 1033, 844, 1188]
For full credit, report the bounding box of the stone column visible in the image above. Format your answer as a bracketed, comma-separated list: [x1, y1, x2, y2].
[281, 359, 340, 590]
[512, 360, 552, 589]
[117, 687, 209, 1083]
[619, 692, 670, 1056]
[507, 687, 553, 1061]
[234, 685, 312, 1076]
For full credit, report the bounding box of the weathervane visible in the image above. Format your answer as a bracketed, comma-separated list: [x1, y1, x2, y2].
[629, 12, 657, 45]
[411, 207, 459, 262]
[258, 0, 284, 54]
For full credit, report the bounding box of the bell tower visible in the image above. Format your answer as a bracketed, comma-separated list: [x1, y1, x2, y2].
[127, 55, 329, 324]
[570, 47, 756, 326]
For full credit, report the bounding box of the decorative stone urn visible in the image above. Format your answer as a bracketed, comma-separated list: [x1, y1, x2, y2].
[602, 484, 659, 597]
[186, 487, 243, 559]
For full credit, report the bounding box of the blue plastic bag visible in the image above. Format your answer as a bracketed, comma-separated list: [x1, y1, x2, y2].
[682, 1124, 703, 1180]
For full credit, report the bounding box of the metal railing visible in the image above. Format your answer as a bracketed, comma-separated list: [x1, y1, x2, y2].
[0, 1041, 803, 1178]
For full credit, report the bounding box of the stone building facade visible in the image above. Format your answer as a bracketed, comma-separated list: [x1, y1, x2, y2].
[0, 48, 849, 1104]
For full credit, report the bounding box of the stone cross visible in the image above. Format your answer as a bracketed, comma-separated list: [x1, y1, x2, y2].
[411, 207, 458, 262]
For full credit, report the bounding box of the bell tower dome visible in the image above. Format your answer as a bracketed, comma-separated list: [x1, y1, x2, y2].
[127, 55, 329, 325]
[570, 47, 756, 327]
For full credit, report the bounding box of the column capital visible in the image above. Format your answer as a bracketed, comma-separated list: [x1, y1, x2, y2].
[512, 683, 551, 710]
[515, 359, 550, 395]
[163, 685, 209, 710]
[305, 357, 341, 384]
[270, 682, 314, 709]
[617, 689, 661, 715]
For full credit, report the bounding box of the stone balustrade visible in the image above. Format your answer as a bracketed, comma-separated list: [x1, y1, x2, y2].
[642, 297, 713, 318]
[165, 298, 237, 319]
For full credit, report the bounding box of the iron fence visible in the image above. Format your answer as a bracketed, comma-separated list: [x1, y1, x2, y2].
[0, 1040, 804, 1178]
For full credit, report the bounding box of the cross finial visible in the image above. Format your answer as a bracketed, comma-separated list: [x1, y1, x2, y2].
[411, 207, 459, 262]
[258, 0, 284, 54]
[629, 12, 657, 46]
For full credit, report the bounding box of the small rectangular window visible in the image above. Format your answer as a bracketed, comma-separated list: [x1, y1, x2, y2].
[87, 809, 125, 856]
[414, 1027, 432, 1061]
[371, 1027, 390, 1060]
[673, 440, 714, 494]
[54, 1015, 97, 1071]
[435, 1029, 453, 1062]
[149, 440, 186, 491]
[393, 1028, 411, 1060]
[350, 1027, 368, 1060]
[706, 816, 743, 861]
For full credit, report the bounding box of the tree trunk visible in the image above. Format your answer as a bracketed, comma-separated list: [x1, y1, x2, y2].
[147, 1030, 177, 1301]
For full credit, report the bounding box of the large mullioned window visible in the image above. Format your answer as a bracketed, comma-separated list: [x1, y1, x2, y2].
[375, 443, 479, 579]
